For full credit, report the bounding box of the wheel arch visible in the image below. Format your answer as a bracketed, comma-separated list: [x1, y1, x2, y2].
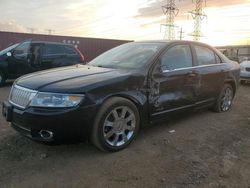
[0, 63, 8, 78]
[101, 92, 149, 126]
[0, 67, 7, 81]
[224, 79, 237, 96]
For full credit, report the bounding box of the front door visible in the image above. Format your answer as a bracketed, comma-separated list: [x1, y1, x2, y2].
[149, 43, 200, 119]
[8, 41, 31, 77]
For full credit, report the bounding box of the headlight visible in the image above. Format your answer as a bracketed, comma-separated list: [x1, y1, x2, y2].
[29, 92, 84, 108]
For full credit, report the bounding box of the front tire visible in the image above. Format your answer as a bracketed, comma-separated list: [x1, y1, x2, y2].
[0, 71, 6, 86]
[214, 84, 234, 113]
[91, 97, 140, 152]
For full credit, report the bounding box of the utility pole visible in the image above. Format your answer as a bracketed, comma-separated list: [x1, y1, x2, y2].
[161, 0, 179, 40]
[45, 29, 55, 35]
[27, 27, 36, 34]
[179, 27, 185, 40]
[189, 0, 207, 41]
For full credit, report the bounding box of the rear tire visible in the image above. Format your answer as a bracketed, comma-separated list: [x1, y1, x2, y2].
[0, 71, 6, 87]
[213, 84, 234, 113]
[91, 97, 140, 152]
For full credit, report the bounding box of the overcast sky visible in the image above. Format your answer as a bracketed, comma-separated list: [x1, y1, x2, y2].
[0, 0, 250, 46]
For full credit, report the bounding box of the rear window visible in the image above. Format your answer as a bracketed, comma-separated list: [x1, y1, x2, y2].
[64, 46, 77, 55]
[44, 44, 77, 55]
[44, 44, 65, 55]
[195, 45, 216, 65]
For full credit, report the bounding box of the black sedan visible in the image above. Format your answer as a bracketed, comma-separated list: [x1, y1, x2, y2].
[2, 41, 240, 152]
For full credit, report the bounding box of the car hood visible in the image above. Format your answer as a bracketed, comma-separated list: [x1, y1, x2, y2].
[240, 61, 250, 67]
[16, 65, 132, 93]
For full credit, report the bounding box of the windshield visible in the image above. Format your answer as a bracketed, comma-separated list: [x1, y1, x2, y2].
[88, 42, 164, 69]
[0, 43, 19, 56]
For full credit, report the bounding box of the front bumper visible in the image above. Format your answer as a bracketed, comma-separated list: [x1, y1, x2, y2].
[2, 101, 98, 141]
[240, 71, 250, 81]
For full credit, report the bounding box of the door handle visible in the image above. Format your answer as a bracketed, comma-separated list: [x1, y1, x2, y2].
[187, 72, 198, 77]
[188, 73, 197, 77]
[221, 69, 226, 72]
[188, 73, 196, 77]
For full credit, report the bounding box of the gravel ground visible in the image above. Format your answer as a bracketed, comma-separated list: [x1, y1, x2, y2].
[0, 82, 250, 188]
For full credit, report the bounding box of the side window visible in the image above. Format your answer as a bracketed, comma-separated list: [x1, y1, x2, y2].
[215, 53, 222, 64]
[44, 44, 65, 55]
[195, 45, 216, 65]
[12, 42, 30, 60]
[63, 46, 77, 55]
[161, 45, 192, 71]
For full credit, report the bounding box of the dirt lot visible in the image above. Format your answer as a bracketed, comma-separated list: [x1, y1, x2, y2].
[0, 83, 250, 188]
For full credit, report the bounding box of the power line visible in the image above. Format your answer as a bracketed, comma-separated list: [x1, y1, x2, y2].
[50, 1, 250, 41]
[189, 0, 207, 41]
[45, 29, 55, 35]
[27, 27, 37, 34]
[179, 27, 185, 40]
[161, 0, 179, 40]
[56, 7, 165, 35]
[56, 1, 154, 34]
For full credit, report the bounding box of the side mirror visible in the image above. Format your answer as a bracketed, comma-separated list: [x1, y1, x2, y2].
[161, 65, 170, 73]
[6, 52, 12, 57]
[12, 50, 28, 60]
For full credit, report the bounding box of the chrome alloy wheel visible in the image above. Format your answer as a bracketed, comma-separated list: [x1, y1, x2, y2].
[103, 106, 136, 147]
[220, 87, 233, 111]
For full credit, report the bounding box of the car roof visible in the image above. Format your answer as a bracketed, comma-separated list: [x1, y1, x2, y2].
[134, 40, 210, 46]
[31, 41, 74, 46]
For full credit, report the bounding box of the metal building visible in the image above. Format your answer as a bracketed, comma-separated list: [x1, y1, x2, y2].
[0, 31, 132, 62]
[216, 45, 250, 63]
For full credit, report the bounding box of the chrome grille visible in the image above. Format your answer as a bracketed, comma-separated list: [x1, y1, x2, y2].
[9, 85, 37, 109]
[246, 67, 250, 72]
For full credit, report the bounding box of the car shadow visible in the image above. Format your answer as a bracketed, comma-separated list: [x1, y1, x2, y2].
[32, 108, 208, 151]
[139, 109, 207, 137]
[0, 106, 214, 169]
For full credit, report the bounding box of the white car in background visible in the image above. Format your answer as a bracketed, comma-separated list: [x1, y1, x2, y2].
[240, 60, 250, 84]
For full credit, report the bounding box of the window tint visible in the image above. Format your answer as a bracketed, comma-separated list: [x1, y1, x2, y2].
[89, 43, 164, 69]
[12, 42, 30, 60]
[0, 43, 18, 56]
[195, 46, 216, 65]
[64, 46, 77, 55]
[161, 45, 192, 71]
[44, 44, 65, 55]
[215, 53, 222, 64]
[13, 42, 30, 55]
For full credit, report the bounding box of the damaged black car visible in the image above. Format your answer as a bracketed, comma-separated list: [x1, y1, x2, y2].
[2, 41, 240, 152]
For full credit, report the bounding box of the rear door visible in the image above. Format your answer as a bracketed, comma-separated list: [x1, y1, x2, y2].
[149, 43, 200, 119]
[191, 44, 227, 105]
[40, 43, 64, 70]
